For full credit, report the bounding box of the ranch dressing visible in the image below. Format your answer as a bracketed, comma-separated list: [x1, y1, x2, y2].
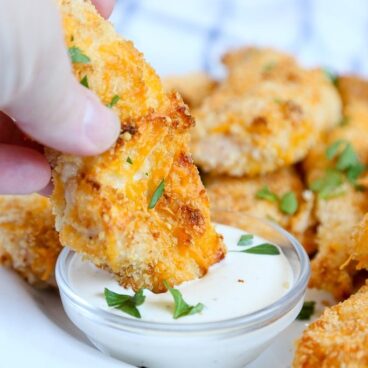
[69, 224, 293, 323]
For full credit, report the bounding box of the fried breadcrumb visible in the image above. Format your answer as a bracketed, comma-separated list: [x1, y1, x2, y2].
[293, 283, 368, 368]
[49, 0, 225, 293]
[163, 72, 217, 108]
[0, 194, 61, 287]
[191, 47, 342, 176]
[304, 76, 368, 300]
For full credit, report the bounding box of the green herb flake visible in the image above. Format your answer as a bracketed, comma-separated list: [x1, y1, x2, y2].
[237, 234, 254, 246]
[336, 143, 360, 171]
[104, 288, 145, 319]
[256, 186, 279, 202]
[309, 169, 344, 199]
[325, 139, 346, 160]
[240, 243, 280, 255]
[347, 163, 366, 183]
[339, 116, 350, 126]
[68, 46, 90, 64]
[163, 281, 204, 319]
[262, 62, 276, 73]
[279, 191, 298, 215]
[148, 179, 165, 209]
[126, 156, 133, 165]
[323, 68, 338, 86]
[296, 301, 315, 320]
[107, 95, 120, 108]
[80, 75, 89, 88]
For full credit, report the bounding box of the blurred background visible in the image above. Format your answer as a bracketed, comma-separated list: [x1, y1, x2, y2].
[110, 0, 368, 78]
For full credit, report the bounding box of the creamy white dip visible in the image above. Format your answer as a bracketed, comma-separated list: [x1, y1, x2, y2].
[68, 223, 293, 323]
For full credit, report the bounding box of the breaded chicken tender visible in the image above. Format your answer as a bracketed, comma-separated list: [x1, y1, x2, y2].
[205, 167, 317, 254]
[293, 283, 368, 368]
[304, 76, 368, 300]
[352, 214, 368, 270]
[191, 47, 342, 176]
[163, 72, 217, 108]
[49, 0, 225, 293]
[0, 195, 61, 287]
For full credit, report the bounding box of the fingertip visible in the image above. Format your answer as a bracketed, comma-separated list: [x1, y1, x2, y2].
[82, 90, 121, 155]
[38, 181, 53, 197]
[92, 0, 115, 18]
[14, 82, 121, 156]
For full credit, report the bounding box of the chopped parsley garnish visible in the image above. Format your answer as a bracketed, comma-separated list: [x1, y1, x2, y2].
[68, 46, 90, 64]
[323, 68, 338, 86]
[256, 187, 298, 215]
[339, 116, 350, 126]
[148, 179, 165, 209]
[126, 156, 133, 165]
[309, 168, 344, 199]
[237, 234, 254, 246]
[325, 139, 346, 160]
[279, 191, 298, 215]
[163, 281, 204, 319]
[239, 243, 280, 255]
[310, 140, 366, 198]
[107, 95, 120, 108]
[256, 186, 279, 202]
[296, 301, 315, 320]
[80, 75, 89, 88]
[104, 288, 145, 319]
[262, 62, 276, 73]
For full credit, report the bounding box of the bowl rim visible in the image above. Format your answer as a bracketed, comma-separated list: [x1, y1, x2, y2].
[55, 214, 310, 334]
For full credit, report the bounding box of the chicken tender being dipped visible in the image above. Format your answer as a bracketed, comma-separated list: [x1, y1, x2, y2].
[304, 76, 368, 300]
[293, 283, 368, 368]
[205, 167, 317, 254]
[0, 194, 61, 287]
[49, 0, 225, 293]
[191, 47, 342, 177]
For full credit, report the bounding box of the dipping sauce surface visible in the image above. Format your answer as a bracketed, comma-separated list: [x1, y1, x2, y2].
[69, 224, 293, 323]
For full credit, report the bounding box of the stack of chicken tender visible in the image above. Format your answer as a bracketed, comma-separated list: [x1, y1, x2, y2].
[1, 0, 368, 363]
[164, 49, 368, 366]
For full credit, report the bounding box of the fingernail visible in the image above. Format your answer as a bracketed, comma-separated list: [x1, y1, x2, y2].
[83, 91, 120, 154]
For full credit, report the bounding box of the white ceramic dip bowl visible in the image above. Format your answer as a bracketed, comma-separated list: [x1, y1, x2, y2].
[56, 212, 310, 368]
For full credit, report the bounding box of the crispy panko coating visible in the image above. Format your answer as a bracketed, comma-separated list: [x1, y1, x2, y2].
[293, 283, 368, 368]
[49, 0, 225, 293]
[205, 167, 317, 254]
[0, 194, 61, 287]
[191, 47, 342, 177]
[304, 76, 368, 300]
[352, 214, 368, 270]
[163, 72, 217, 109]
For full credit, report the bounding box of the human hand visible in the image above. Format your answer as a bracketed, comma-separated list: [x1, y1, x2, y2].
[0, 0, 120, 194]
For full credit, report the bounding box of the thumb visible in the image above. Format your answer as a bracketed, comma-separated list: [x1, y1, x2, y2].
[0, 0, 120, 156]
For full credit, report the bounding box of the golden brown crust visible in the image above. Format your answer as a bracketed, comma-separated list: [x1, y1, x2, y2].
[303, 76, 368, 300]
[0, 195, 61, 287]
[191, 47, 342, 176]
[205, 167, 317, 254]
[352, 214, 368, 270]
[50, 0, 225, 292]
[163, 72, 217, 108]
[293, 284, 368, 368]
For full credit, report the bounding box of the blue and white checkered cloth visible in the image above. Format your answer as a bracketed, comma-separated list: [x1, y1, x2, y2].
[111, 0, 368, 78]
